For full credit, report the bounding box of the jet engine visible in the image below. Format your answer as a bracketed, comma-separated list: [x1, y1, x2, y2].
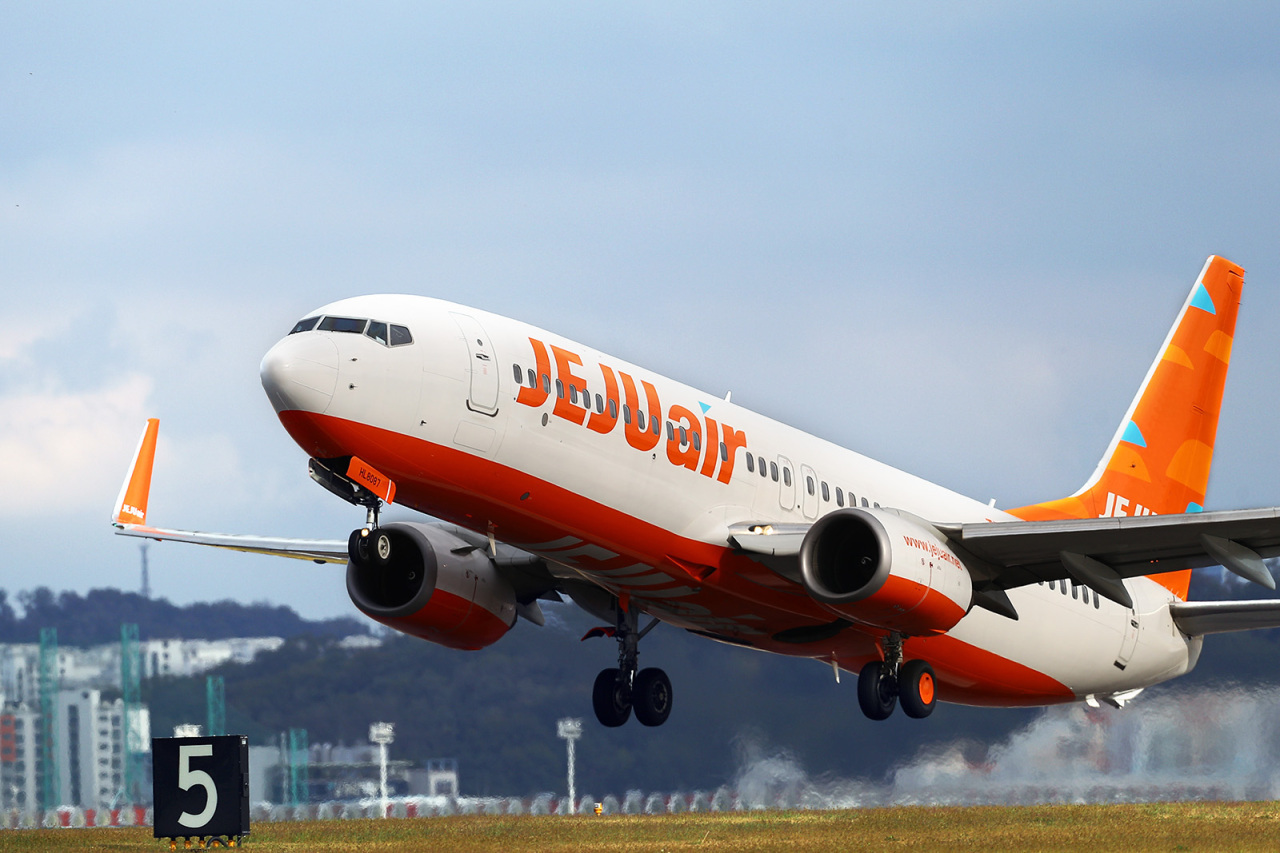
[798, 508, 973, 636]
[346, 521, 518, 650]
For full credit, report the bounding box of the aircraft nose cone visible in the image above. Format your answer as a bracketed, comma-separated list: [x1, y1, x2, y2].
[260, 333, 339, 414]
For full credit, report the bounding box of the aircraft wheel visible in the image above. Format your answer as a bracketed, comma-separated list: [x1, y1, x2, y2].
[347, 529, 366, 564]
[857, 661, 897, 721]
[369, 529, 393, 568]
[632, 668, 673, 727]
[898, 659, 937, 719]
[592, 668, 631, 727]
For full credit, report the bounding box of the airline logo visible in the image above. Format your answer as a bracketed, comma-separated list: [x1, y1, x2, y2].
[903, 535, 963, 569]
[1099, 491, 1158, 518]
[516, 337, 748, 485]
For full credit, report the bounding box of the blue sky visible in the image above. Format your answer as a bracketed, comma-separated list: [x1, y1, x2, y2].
[3, 4, 1279, 619]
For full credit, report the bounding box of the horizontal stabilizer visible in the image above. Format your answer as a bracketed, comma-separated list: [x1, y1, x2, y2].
[1170, 600, 1280, 636]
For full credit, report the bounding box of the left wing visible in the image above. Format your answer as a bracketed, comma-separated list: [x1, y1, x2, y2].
[730, 507, 1280, 614]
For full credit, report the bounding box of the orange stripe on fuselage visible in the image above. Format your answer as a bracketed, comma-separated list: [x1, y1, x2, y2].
[278, 409, 1074, 705]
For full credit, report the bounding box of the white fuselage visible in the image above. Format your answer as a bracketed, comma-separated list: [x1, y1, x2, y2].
[261, 294, 1201, 707]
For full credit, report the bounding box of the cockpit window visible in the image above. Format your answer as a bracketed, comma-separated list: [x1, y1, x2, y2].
[365, 321, 389, 345]
[389, 324, 413, 346]
[289, 316, 320, 334]
[318, 316, 367, 334]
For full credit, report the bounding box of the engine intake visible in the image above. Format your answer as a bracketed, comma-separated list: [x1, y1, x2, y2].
[346, 522, 517, 650]
[798, 508, 973, 636]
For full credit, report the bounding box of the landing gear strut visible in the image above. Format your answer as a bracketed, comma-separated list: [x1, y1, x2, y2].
[857, 633, 936, 721]
[590, 602, 671, 727]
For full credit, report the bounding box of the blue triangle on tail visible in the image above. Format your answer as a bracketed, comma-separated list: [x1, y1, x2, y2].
[1120, 420, 1147, 448]
[1189, 282, 1217, 315]
[698, 402, 711, 415]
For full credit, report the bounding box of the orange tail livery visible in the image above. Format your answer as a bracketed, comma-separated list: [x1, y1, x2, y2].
[1009, 256, 1244, 598]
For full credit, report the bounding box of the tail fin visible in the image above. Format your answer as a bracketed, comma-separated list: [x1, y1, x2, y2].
[112, 418, 159, 526]
[1009, 256, 1245, 599]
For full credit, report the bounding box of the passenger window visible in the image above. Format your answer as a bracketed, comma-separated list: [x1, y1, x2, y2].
[569, 385, 578, 405]
[609, 399, 618, 418]
[389, 325, 413, 345]
[1094, 593, 1101, 610]
[666, 422, 674, 441]
[1081, 587, 1090, 605]
[319, 316, 366, 333]
[746, 454, 755, 473]
[623, 405, 632, 424]
[836, 487, 844, 507]
[513, 364, 524, 384]
[1061, 582, 1068, 596]
[873, 502, 880, 508]
[759, 458, 768, 478]
[366, 321, 389, 345]
[652, 417, 660, 436]
[1071, 583, 1079, 601]
[528, 368, 537, 388]
[1048, 579, 1056, 591]
[770, 462, 778, 482]
[720, 442, 728, 462]
[783, 469, 792, 487]
[290, 316, 320, 334]
[542, 374, 551, 394]
[679, 426, 688, 445]
[638, 410, 647, 431]
[555, 379, 565, 399]
[821, 482, 830, 502]
[806, 476, 815, 496]
[861, 498, 869, 508]
[692, 431, 701, 452]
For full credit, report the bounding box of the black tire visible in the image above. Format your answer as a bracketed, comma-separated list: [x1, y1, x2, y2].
[632, 668, 673, 727]
[898, 659, 937, 719]
[347, 529, 366, 564]
[857, 661, 897, 721]
[592, 668, 631, 727]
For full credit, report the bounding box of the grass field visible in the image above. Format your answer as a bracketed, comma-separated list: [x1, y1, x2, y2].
[2, 802, 1279, 852]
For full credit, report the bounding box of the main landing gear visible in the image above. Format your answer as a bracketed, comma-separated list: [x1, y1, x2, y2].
[586, 603, 671, 727]
[857, 633, 937, 721]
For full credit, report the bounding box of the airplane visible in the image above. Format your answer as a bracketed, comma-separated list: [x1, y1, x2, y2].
[113, 255, 1280, 726]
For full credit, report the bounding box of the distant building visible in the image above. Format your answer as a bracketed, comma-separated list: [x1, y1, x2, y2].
[0, 703, 38, 812]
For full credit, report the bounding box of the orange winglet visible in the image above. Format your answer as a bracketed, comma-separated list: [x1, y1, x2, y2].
[347, 456, 396, 505]
[113, 418, 159, 526]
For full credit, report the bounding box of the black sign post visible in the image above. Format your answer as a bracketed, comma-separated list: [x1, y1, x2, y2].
[153, 735, 250, 846]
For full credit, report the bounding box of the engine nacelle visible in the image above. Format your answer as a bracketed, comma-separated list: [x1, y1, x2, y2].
[798, 508, 973, 636]
[346, 522, 517, 650]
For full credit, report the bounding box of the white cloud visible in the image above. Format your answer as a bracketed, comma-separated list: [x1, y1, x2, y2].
[0, 374, 153, 515]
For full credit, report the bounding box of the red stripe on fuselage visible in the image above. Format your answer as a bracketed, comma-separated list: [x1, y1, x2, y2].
[278, 409, 1073, 705]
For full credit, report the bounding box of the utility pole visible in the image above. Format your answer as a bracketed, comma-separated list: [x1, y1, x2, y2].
[556, 718, 582, 815]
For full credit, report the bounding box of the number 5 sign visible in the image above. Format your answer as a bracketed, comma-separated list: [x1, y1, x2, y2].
[153, 736, 250, 842]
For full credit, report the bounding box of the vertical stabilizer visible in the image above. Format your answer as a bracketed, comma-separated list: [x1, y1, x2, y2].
[1009, 256, 1244, 599]
[113, 418, 159, 526]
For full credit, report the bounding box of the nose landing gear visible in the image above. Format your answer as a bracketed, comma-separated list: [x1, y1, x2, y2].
[587, 602, 671, 727]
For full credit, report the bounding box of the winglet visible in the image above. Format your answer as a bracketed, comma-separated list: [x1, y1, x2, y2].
[112, 418, 159, 526]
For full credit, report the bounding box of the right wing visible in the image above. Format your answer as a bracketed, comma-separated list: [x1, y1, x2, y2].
[111, 418, 347, 563]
